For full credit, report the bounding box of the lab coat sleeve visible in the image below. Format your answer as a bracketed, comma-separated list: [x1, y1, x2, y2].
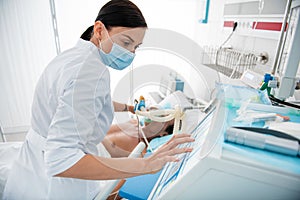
[44, 65, 111, 177]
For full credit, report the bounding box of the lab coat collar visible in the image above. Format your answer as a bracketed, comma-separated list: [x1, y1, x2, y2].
[76, 38, 98, 52]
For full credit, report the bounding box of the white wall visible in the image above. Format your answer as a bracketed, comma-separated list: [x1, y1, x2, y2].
[55, 0, 200, 51]
[0, 0, 56, 133]
[195, 0, 226, 47]
[54, 0, 105, 51]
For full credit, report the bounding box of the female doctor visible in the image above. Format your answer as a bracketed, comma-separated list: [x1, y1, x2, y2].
[3, 0, 194, 199]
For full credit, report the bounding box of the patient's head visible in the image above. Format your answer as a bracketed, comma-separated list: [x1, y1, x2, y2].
[142, 119, 174, 140]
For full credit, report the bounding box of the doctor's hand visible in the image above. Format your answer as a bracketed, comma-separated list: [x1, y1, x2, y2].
[143, 133, 194, 174]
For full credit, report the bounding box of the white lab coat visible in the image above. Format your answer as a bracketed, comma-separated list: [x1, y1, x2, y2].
[3, 39, 115, 199]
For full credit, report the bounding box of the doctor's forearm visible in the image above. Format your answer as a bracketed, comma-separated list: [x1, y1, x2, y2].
[55, 154, 147, 180]
[56, 134, 194, 180]
[113, 101, 135, 113]
[113, 101, 128, 112]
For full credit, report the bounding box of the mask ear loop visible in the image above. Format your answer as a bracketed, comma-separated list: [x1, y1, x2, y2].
[98, 23, 113, 50]
[104, 26, 114, 44]
[98, 33, 114, 52]
[98, 39, 102, 50]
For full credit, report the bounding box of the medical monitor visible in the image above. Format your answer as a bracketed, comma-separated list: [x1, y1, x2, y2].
[148, 99, 225, 199]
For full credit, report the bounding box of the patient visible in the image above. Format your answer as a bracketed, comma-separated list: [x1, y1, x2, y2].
[103, 90, 194, 158]
[102, 119, 174, 157]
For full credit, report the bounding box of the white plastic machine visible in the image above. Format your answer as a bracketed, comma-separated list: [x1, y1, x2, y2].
[148, 100, 300, 200]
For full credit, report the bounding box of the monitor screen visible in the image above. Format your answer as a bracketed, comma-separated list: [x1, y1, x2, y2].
[149, 107, 216, 199]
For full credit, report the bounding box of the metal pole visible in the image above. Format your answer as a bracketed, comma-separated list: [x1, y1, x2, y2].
[272, 0, 292, 75]
[277, 5, 300, 99]
[49, 0, 61, 55]
[0, 125, 6, 142]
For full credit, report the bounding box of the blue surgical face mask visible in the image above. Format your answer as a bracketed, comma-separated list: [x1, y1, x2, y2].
[98, 39, 135, 70]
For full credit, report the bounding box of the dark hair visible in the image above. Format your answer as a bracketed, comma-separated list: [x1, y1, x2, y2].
[81, 0, 147, 41]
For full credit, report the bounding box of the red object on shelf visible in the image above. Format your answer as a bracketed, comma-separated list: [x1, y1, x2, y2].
[223, 21, 288, 32]
[224, 21, 235, 27]
[252, 22, 288, 31]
